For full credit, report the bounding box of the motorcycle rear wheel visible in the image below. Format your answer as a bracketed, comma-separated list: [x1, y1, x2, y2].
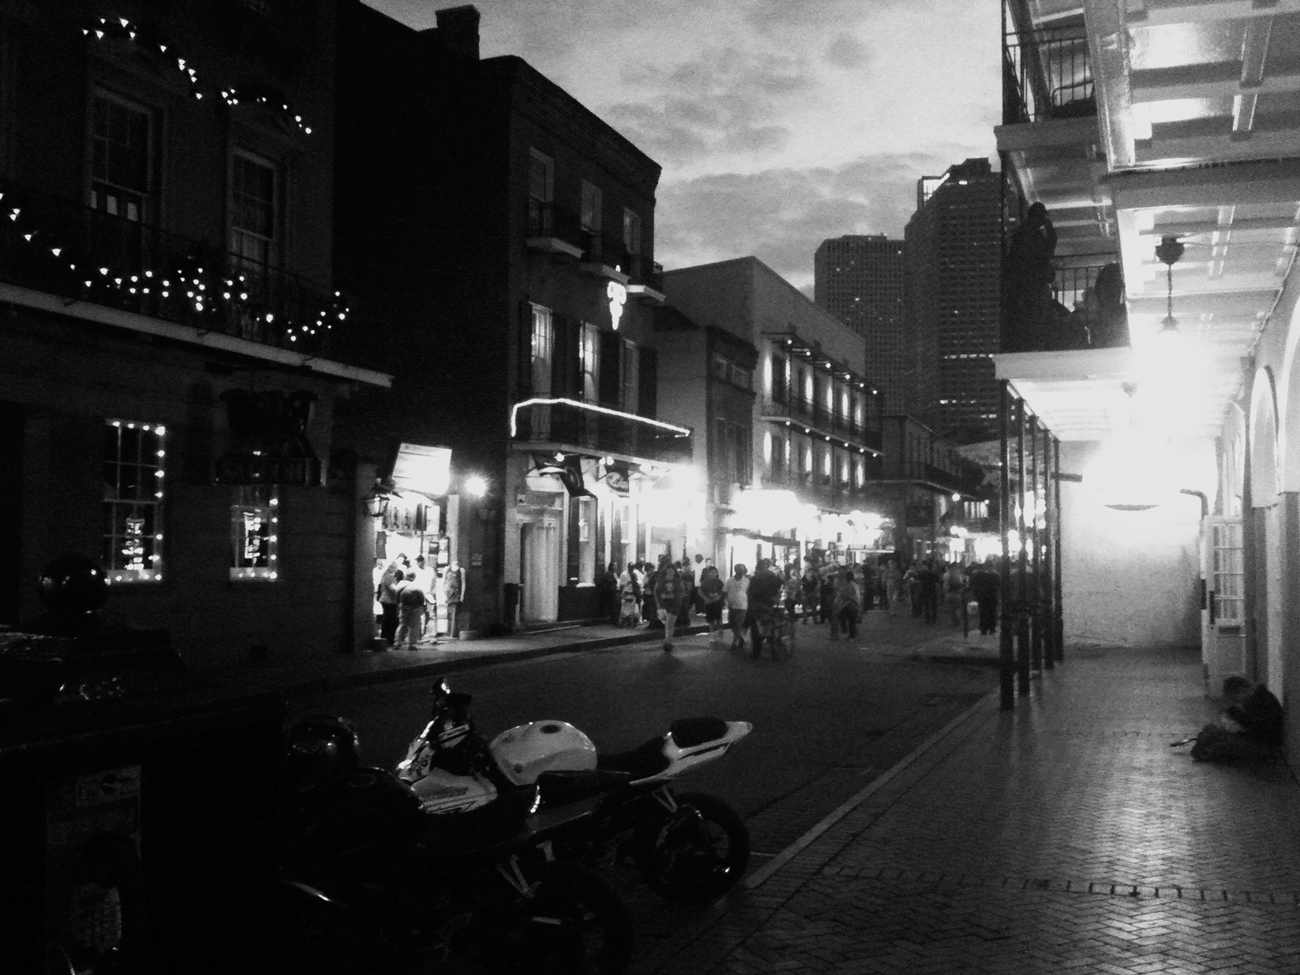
[636, 791, 750, 905]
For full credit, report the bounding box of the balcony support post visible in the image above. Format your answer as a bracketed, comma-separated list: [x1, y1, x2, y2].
[1016, 397, 1031, 697]
[1029, 414, 1045, 673]
[999, 380, 1016, 710]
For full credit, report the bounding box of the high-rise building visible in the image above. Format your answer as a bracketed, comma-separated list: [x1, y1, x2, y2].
[904, 158, 1002, 443]
[813, 235, 907, 414]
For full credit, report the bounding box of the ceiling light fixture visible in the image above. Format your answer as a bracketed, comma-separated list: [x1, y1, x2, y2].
[1154, 235, 1184, 342]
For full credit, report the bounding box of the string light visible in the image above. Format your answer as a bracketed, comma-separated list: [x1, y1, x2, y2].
[0, 185, 352, 352]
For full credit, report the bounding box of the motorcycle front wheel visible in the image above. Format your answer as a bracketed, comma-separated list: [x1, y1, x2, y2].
[500, 861, 634, 975]
[636, 790, 750, 905]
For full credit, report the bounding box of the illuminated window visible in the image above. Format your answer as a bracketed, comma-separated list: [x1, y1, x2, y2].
[529, 303, 553, 438]
[102, 420, 165, 583]
[577, 497, 596, 585]
[622, 208, 641, 257]
[231, 485, 279, 580]
[580, 321, 599, 403]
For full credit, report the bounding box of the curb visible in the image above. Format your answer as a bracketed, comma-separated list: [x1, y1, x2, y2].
[213, 624, 713, 699]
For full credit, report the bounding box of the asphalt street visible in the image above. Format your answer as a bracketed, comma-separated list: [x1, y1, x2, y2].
[285, 612, 999, 861]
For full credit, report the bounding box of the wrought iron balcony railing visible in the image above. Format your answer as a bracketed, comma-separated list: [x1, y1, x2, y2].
[1002, 25, 1094, 125]
[0, 181, 353, 360]
[512, 398, 692, 464]
[1002, 254, 1128, 352]
[760, 394, 868, 441]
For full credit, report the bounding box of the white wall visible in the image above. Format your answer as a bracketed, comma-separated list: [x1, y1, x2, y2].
[1059, 439, 1212, 646]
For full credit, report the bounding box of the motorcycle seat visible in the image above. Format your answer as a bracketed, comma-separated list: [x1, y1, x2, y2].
[598, 737, 671, 779]
[669, 717, 729, 748]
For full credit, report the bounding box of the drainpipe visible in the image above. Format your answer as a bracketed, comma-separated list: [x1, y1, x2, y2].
[1180, 489, 1210, 627]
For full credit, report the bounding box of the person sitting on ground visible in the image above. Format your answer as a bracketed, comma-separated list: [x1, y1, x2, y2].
[1190, 675, 1284, 763]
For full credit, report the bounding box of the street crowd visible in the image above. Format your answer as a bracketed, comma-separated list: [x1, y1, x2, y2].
[597, 554, 1007, 656]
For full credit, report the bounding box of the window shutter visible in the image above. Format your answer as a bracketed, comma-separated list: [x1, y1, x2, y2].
[598, 330, 621, 406]
[518, 300, 533, 400]
[551, 315, 579, 399]
[638, 346, 657, 418]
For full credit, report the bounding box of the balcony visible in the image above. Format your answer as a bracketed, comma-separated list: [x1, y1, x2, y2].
[760, 468, 864, 511]
[0, 182, 356, 363]
[1003, 254, 1128, 353]
[760, 394, 868, 442]
[625, 254, 664, 303]
[577, 230, 631, 283]
[512, 399, 692, 465]
[1003, 24, 1093, 126]
[526, 200, 584, 259]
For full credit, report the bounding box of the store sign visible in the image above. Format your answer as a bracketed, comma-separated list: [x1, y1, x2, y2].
[607, 280, 627, 330]
[392, 443, 452, 496]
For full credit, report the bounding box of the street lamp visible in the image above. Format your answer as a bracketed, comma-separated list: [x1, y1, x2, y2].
[362, 480, 390, 519]
[462, 474, 488, 499]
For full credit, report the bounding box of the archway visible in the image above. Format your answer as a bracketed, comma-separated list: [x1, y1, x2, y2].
[1249, 367, 1282, 696]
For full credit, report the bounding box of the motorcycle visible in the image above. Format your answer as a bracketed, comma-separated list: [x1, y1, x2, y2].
[279, 715, 634, 975]
[398, 680, 752, 905]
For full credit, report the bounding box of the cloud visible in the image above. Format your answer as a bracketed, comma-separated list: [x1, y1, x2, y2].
[654, 150, 975, 293]
[605, 46, 814, 167]
[824, 33, 870, 69]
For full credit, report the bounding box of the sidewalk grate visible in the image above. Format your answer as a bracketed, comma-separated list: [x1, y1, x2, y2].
[820, 865, 1300, 905]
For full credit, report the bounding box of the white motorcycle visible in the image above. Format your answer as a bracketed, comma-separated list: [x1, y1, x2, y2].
[398, 680, 753, 905]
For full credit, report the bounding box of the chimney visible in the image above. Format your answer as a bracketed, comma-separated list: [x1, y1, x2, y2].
[434, 5, 480, 60]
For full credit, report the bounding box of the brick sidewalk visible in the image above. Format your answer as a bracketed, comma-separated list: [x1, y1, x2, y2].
[630, 645, 1300, 975]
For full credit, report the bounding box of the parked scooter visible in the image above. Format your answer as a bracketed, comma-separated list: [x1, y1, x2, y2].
[279, 715, 633, 975]
[398, 680, 752, 905]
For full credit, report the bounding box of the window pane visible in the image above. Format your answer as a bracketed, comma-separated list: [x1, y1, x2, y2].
[231, 485, 279, 580]
[102, 420, 164, 583]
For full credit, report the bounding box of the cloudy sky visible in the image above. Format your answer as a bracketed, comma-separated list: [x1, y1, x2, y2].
[363, 0, 1000, 294]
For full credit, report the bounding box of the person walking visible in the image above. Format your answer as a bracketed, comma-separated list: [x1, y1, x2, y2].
[917, 560, 942, 625]
[676, 558, 695, 628]
[943, 561, 967, 628]
[722, 564, 750, 652]
[443, 560, 466, 639]
[800, 563, 819, 624]
[393, 570, 426, 650]
[653, 562, 688, 652]
[969, 558, 1000, 635]
[746, 558, 783, 656]
[376, 558, 403, 649]
[698, 564, 725, 647]
[598, 562, 620, 625]
[831, 568, 862, 640]
[883, 560, 903, 617]
[413, 554, 438, 644]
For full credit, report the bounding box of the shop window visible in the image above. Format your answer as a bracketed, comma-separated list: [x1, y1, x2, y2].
[102, 419, 165, 583]
[230, 485, 279, 580]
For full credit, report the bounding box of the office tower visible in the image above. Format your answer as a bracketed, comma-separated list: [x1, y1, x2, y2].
[904, 158, 1002, 443]
[814, 235, 907, 414]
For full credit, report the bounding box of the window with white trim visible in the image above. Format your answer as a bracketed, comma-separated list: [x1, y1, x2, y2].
[581, 180, 601, 233]
[230, 149, 278, 275]
[622, 208, 641, 257]
[530, 303, 553, 439]
[102, 419, 165, 583]
[90, 91, 151, 223]
[230, 485, 279, 580]
[580, 321, 599, 403]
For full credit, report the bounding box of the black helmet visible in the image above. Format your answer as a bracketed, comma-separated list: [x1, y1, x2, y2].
[284, 715, 360, 791]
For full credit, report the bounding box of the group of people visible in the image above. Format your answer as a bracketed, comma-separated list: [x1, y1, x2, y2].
[373, 555, 466, 651]
[895, 557, 1002, 634]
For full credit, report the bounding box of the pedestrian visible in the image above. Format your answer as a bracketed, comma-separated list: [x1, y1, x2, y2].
[394, 570, 426, 650]
[722, 564, 750, 652]
[677, 558, 695, 627]
[414, 554, 438, 643]
[443, 560, 466, 639]
[969, 558, 999, 634]
[800, 563, 819, 624]
[860, 562, 877, 612]
[943, 561, 966, 628]
[698, 564, 725, 647]
[917, 560, 941, 625]
[598, 561, 620, 625]
[747, 558, 783, 656]
[691, 554, 706, 612]
[819, 568, 836, 625]
[782, 564, 799, 619]
[642, 560, 661, 630]
[831, 568, 862, 640]
[618, 562, 642, 627]
[883, 560, 902, 617]
[376, 558, 403, 649]
[371, 558, 386, 636]
[653, 562, 688, 652]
